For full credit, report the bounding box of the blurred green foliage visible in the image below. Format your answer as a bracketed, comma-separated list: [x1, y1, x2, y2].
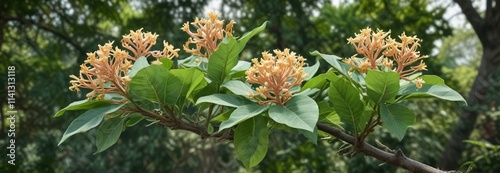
[0, 0, 497, 172]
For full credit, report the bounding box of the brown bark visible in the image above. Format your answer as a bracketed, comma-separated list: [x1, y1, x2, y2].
[317, 124, 446, 173]
[438, 0, 500, 169]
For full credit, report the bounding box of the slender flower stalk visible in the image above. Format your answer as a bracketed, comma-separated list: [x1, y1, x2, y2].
[181, 12, 235, 58]
[345, 28, 428, 88]
[246, 49, 307, 105]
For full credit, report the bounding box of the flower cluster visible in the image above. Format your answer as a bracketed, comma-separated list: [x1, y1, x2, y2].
[246, 49, 307, 105]
[344, 28, 428, 88]
[181, 12, 235, 58]
[121, 28, 179, 62]
[69, 29, 179, 99]
[69, 42, 132, 99]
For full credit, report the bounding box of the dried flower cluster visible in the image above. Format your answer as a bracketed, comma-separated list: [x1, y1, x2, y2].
[181, 12, 235, 58]
[344, 28, 428, 88]
[246, 49, 307, 105]
[69, 29, 179, 99]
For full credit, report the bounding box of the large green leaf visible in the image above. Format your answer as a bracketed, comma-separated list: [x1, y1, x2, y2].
[420, 75, 445, 85]
[366, 70, 400, 104]
[230, 60, 251, 74]
[296, 127, 318, 145]
[128, 57, 150, 78]
[207, 22, 267, 88]
[234, 116, 269, 168]
[196, 94, 246, 108]
[317, 101, 343, 130]
[58, 104, 125, 145]
[397, 84, 466, 104]
[159, 58, 174, 70]
[128, 65, 181, 106]
[210, 110, 234, 123]
[268, 95, 319, 132]
[221, 80, 256, 97]
[310, 51, 350, 77]
[95, 116, 126, 153]
[301, 73, 329, 91]
[125, 113, 144, 127]
[328, 76, 365, 133]
[303, 60, 320, 80]
[218, 104, 269, 132]
[54, 99, 113, 117]
[379, 103, 415, 141]
[170, 68, 206, 106]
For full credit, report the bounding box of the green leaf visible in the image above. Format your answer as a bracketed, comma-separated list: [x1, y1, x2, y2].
[379, 103, 415, 141]
[303, 60, 320, 80]
[207, 22, 267, 88]
[397, 84, 466, 105]
[125, 113, 144, 127]
[296, 127, 318, 145]
[301, 73, 329, 91]
[211, 109, 233, 123]
[420, 75, 445, 85]
[58, 104, 125, 145]
[230, 60, 251, 74]
[234, 116, 269, 168]
[129, 65, 181, 106]
[328, 76, 365, 133]
[170, 68, 206, 104]
[295, 88, 320, 97]
[196, 94, 246, 108]
[95, 116, 126, 153]
[178, 55, 205, 69]
[54, 99, 113, 117]
[218, 104, 269, 132]
[366, 70, 400, 104]
[238, 22, 267, 43]
[317, 101, 343, 129]
[228, 61, 251, 80]
[159, 58, 174, 70]
[268, 95, 319, 132]
[128, 56, 150, 78]
[310, 51, 351, 77]
[221, 80, 257, 97]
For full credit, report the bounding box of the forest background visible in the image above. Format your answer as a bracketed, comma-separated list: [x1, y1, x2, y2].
[0, 0, 499, 172]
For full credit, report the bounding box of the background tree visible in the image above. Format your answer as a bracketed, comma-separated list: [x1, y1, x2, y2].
[439, 0, 500, 169]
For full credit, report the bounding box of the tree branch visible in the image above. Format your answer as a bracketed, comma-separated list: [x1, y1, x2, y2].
[4, 16, 87, 58]
[132, 99, 446, 172]
[317, 123, 446, 173]
[454, 0, 487, 44]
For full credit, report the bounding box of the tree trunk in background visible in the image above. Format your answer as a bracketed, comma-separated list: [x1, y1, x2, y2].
[438, 0, 500, 169]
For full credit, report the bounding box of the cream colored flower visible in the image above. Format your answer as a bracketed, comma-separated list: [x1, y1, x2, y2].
[69, 42, 132, 99]
[70, 29, 179, 99]
[346, 28, 429, 87]
[121, 28, 159, 60]
[181, 12, 235, 58]
[414, 78, 425, 89]
[246, 49, 307, 105]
